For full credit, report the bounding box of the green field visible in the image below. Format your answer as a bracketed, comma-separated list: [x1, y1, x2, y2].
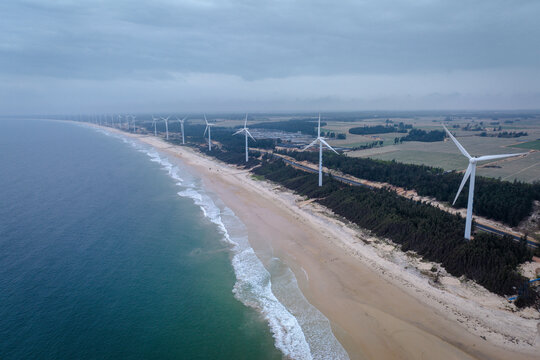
[364, 150, 467, 170]
[509, 140, 540, 150]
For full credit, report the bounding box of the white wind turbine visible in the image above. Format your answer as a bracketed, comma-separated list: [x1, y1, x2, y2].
[233, 113, 256, 162]
[131, 115, 137, 132]
[176, 116, 187, 144]
[151, 115, 158, 136]
[302, 114, 339, 187]
[161, 116, 170, 140]
[443, 125, 527, 240]
[203, 114, 214, 151]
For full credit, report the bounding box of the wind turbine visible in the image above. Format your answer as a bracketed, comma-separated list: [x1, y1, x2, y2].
[302, 114, 339, 187]
[151, 115, 158, 136]
[176, 116, 187, 144]
[233, 113, 256, 162]
[443, 125, 527, 240]
[131, 115, 137, 132]
[203, 114, 214, 151]
[161, 116, 170, 140]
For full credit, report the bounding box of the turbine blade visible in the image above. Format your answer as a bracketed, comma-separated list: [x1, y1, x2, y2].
[453, 164, 473, 205]
[302, 139, 319, 151]
[318, 113, 321, 138]
[233, 129, 244, 136]
[320, 138, 339, 154]
[476, 153, 527, 162]
[246, 129, 256, 141]
[443, 125, 471, 159]
[204, 125, 208, 137]
[204, 114, 208, 125]
[244, 113, 248, 128]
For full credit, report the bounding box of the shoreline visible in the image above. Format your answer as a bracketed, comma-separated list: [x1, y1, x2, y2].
[92, 125, 539, 359]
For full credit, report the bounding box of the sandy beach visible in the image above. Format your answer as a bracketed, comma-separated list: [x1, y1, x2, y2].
[99, 127, 539, 360]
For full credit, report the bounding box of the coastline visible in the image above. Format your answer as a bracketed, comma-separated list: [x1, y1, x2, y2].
[91, 125, 539, 359]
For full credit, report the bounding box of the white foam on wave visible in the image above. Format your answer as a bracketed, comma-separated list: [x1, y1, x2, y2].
[268, 258, 350, 360]
[144, 150, 184, 184]
[177, 185, 313, 360]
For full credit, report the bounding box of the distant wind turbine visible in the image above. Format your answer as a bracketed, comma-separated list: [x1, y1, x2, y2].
[233, 113, 256, 162]
[151, 115, 158, 136]
[176, 116, 187, 144]
[443, 125, 527, 240]
[161, 116, 170, 140]
[203, 114, 214, 151]
[131, 115, 137, 132]
[302, 114, 339, 187]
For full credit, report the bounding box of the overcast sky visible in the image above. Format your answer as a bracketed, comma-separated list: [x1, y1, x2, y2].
[1, 0, 539, 114]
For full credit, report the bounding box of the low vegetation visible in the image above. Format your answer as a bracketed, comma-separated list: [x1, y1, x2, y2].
[478, 131, 528, 138]
[250, 119, 325, 136]
[349, 124, 407, 135]
[400, 128, 446, 142]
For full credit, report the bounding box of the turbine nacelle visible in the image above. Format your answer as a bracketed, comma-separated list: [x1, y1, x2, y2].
[302, 113, 339, 186]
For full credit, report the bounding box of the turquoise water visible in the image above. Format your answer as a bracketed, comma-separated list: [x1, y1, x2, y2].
[0, 120, 282, 359]
[0, 119, 348, 360]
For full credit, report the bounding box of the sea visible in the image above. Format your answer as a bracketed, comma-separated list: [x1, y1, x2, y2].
[0, 119, 348, 360]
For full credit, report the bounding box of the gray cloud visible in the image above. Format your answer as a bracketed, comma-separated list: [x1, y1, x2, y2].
[1, 0, 539, 113]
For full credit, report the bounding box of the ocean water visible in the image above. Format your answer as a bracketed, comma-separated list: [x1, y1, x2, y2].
[0, 119, 348, 360]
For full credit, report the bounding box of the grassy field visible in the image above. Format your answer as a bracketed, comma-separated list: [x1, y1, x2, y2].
[361, 150, 467, 170]
[348, 134, 540, 182]
[509, 139, 540, 150]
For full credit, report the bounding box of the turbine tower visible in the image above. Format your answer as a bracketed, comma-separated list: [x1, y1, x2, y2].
[302, 114, 338, 187]
[443, 125, 526, 240]
[131, 115, 137, 133]
[161, 116, 170, 140]
[176, 116, 187, 144]
[203, 114, 214, 151]
[233, 113, 256, 162]
[151, 115, 158, 136]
